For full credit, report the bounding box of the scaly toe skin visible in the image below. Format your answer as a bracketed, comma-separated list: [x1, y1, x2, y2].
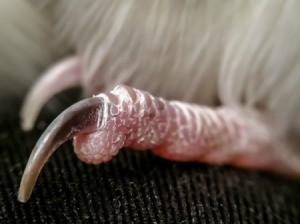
[18, 84, 299, 203]
[20, 56, 82, 131]
[73, 131, 125, 164]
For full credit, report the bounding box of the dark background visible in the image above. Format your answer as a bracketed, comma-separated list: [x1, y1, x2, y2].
[0, 95, 299, 223]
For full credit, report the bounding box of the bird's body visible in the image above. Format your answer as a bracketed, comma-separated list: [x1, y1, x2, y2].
[2, 0, 300, 136]
[0, 0, 299, 202]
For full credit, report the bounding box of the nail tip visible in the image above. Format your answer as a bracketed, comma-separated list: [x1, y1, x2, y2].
[17, 192, 29, 203]
[21, 124, 32, 132]
[20, 104, 35, 131]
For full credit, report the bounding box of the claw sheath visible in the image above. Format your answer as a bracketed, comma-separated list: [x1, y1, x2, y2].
[18, 97, 103, 202]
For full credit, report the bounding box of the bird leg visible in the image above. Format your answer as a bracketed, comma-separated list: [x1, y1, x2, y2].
[18, 85, 295, 203]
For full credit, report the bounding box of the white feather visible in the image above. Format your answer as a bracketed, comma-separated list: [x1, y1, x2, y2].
[1, 0, 300, 162]
[53, 1, 300, 136]
[0, 0, 53, 98]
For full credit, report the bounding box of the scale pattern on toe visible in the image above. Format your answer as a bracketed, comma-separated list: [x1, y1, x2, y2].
[73, 85, 281, 173]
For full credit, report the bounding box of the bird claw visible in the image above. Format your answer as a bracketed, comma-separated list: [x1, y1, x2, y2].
[19, 85, 296, 203]
[18, 96, 103, 202]
[20, 56, 82, 131]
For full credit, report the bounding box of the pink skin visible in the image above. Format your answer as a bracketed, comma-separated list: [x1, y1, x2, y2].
[74, 86, 274, 167]
[18, 57, 295, 203]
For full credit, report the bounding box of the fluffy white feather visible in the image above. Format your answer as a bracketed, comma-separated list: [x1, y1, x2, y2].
[0, 0, 53, 98]
[1, 0, 300, 164]
[54, 1, 300, 137]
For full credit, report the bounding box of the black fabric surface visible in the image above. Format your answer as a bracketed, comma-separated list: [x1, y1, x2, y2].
[0, 99, 300, 223]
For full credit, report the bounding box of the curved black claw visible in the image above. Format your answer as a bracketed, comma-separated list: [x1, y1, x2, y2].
[18, 97, 103, 202]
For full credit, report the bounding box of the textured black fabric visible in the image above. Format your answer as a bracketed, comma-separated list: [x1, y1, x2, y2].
[0, 100, 300, 223]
